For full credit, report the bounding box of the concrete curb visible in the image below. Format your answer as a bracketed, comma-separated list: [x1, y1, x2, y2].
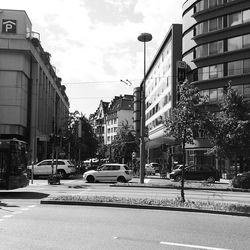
[40, 199, 250, 217]
[111, 184, 250, 192]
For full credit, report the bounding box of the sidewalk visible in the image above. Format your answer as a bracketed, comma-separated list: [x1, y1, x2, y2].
[111, 176, 247, 192]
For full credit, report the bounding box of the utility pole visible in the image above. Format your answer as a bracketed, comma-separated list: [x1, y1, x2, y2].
[137, 33, 152, 184]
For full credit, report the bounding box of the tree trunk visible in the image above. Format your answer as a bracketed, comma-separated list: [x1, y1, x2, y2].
[181, 138, 186, 203]
[234, 155, 238, 176]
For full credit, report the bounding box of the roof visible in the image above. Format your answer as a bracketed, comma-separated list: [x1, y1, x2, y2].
[108, 95, 133, 113]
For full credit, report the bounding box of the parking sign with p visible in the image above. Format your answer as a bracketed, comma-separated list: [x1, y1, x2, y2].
[2, 19, 17, 33]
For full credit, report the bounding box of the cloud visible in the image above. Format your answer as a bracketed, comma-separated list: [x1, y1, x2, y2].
[1, 0, 183, 116]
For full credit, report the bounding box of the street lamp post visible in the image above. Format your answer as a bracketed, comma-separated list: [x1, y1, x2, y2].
[137, 32, 152, 184]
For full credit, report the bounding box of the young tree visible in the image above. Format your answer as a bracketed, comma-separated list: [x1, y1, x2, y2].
[205, 83, 250, 174]
[164, 81, 204, 202]
[111, 121, 138, 164]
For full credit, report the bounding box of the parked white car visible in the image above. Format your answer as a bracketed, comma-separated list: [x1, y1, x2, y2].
[27, 159, 76, 178]
[83, 163, 133, 183]
[145, 164, 156, 175]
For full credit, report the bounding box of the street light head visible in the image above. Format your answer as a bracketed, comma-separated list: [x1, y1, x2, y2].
[137, 33, 152, 43]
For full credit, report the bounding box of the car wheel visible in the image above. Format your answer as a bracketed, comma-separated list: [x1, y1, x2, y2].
[117, 176, 127, 183]
[86, 175, 95, 183]
[57, 170, 66, 179]
[207, 176, 215, 183]
[175, 175, 182, 182]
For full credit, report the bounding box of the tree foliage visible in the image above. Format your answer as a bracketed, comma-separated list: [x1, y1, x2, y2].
[111, 122, 138, 164]
[204, 83, 250, 169]
[65, 111, 98, 162]
[165, 82, 203, 145]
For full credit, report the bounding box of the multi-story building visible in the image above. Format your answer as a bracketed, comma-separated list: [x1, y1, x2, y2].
[90, 95, 134, 160]
[0, 9, 69, 161]
[142, 24, 182, 167]
[90, 100, 109, 144]
[182, 0, 250, 171]
[106, 95, 134, 145]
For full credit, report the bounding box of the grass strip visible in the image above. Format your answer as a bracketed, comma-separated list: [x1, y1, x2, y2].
[49, 195, 250, 213]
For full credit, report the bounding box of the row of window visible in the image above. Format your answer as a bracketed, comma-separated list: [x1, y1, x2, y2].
[146, 77, 170, 108]
[107, 136, 114, 143]
[195, 0, 236, 13]
[196, 58, 250, 81]
[199, 84, 250, 103]
[146, 42, 172, 98]
[107, 127, 117, 134]
[147, 83, 250, 132]
[106, 118, 117, 125]
[197, 64, 223, 81]
[146, 92, 172, 120]
[195, 34, 250, 59]
[195, 9, 250, 36]
[147, 109, 171, 131]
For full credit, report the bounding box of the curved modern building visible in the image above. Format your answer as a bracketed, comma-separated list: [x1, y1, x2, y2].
[182, 0, 250, 173]
[183, 0, 250, 98]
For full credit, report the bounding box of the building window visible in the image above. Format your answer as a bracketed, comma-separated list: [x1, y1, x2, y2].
[210, 64, 223, 79]
[198, 64, 223, 80]
[209, 18, 218, 32]
[195, 0, 223, 13]
[198, 67, 209, 80]
[209, 89, 217, 102]
[195, 40, 223, 58]
[243, 59, 250, 74]
[243, 9, 250, 23]
[228, 36, 242, 51]
[232, 85, 243, 95]
[196, 44, 208, 58]
[195, 17, 223, 36]
[209, 40, 223, 55]
[218, 88, 224, 100]
[243, 34, 250, 48]
[228, 60, 242, 76]
[228, 12, 242, 27]
[243, 84, 250, 98]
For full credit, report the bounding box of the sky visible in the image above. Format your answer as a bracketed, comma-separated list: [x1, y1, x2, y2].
[2, 0, 183, 117]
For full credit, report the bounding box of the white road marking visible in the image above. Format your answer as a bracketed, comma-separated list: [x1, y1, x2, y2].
[0, 219, 4, 222]
[160, 241, 231, 250]
[28, 205, 36, 208]
[144, 179, 150, 183]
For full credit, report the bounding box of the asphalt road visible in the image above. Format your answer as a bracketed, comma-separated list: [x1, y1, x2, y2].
[0, 204, 249, 250]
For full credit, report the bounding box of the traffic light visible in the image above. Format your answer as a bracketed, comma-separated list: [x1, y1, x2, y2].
[176, 61, 187, 83]
[177, 67, 186, 82]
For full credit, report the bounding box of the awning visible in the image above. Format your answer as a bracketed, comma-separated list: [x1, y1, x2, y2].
[185, 139, 212, 149]
[145, 136, 177, 149]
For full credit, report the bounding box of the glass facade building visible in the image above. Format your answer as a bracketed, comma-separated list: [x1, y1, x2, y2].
[182, 0, 250, 174]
